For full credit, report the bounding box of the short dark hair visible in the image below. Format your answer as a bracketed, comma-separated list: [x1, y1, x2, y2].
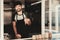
[14, 1, 22, 7]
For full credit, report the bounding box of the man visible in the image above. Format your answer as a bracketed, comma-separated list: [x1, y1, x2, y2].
[12, 1, 31, 38]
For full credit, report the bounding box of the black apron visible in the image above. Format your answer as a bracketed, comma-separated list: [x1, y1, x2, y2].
[16, 14, 29, 38]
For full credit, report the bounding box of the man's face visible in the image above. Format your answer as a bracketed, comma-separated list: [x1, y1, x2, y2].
[15, 5, 22, 12]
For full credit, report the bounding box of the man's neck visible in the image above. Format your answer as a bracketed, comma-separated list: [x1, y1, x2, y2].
[17, 11, 22, 15]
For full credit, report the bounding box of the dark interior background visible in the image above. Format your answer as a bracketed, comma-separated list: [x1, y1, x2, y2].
[4, 0, 41, 38]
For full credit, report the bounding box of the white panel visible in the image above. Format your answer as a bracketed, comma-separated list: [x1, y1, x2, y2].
[49, 0, 52, 32]
[1, 0, 4, 40]
[42, 0, 45, 34]
[55, 5, 60, 32]
[55, 6, 58, 32]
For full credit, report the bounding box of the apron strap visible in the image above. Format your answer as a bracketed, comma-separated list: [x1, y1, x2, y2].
[22, 13, 24, 20]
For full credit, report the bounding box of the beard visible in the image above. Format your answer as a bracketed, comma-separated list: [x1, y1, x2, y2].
[16, 9, 22, 12]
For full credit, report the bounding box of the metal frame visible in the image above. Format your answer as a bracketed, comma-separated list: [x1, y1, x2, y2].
[42, 0, 59, 34]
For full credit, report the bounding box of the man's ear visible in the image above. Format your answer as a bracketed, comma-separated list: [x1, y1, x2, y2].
[22, 5, 24, 8]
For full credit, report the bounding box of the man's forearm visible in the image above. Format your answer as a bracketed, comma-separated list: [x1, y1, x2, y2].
[12, 21, 18, 34]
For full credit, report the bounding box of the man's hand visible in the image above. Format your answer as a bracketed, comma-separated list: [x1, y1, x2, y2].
[15, 34, 21, 39]
[24, 18, 31, 26]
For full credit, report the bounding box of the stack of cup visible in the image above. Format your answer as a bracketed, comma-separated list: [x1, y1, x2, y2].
[48, 32, 52, 39]
[32, 34, 43, 40]
[44, 33, 49, 39]
[38, 34, 43, 40]
[32, 35, 37, 40]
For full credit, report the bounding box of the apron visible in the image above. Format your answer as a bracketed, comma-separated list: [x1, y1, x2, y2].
[16, 14, 29, 38]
